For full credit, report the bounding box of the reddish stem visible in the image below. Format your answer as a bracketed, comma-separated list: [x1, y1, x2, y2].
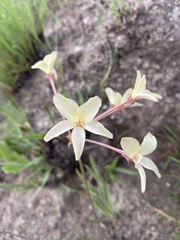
[48, 76, 57, 95]
[85, 139, 129, 160]
[95, 96, 134, 121]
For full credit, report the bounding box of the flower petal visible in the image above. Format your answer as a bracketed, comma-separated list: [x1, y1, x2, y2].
[44, 120, 75, 142]
[143, 90, 162, 100]
[122, 88, 132, 100]
[78, 96, 102, 123]
[140, 157, 161, 178]
[53, 93, 79, 121]
[136, 93, 158, 102]
[129, 102, 143, 108]
[139, 132, 157, 155]
[84, 120, 113, 139]
[105, 87, 122, 105]
[132, 70, 146, 97]
[135, 164, 146, 193]
[120, 137, 140, 159]
[71, 127, 85, 160]
[135, 89, 162, 102]
[52, 69, 58, 80]
[44, 51, 57, 71]
[31, 61, 48, 73]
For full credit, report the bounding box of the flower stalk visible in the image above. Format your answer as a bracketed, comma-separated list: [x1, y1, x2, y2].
[47, 74, 57, 95]
[85, 138, 127, 159]
[78, 158, 105, 236]
[95, 96, 131, 121]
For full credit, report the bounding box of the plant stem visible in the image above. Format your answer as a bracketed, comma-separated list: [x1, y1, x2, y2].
[95, 99, 128, 121]
[78, 158, 105, 237]
[48, 76, 72, 138]
[49, 76, 57, 95]
[95, 95, 134, 121]
[85, 139, 128, 160]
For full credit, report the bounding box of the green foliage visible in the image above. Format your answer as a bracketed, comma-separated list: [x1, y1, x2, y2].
[77, 90, 85, 105]
[0, 0, 47, 87]
[160, 124, 180, 216]
[161, 124, 180, 171]
[100, 40, 114, 90]
[105, 156, 137, 182]
[62, 226, 99, 240]
[96, 0, 141, 24]
[0, 93, 52, 188]
[0, 143, 29, 173]
[77, 156, 116, 221]
[171, 231, 180, 240]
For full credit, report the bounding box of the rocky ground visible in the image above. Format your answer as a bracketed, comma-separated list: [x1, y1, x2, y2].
[0, 0, 179, 239]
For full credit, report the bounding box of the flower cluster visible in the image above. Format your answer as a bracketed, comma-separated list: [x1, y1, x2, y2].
[105, 87, 142, 108]
[32, 52, 162, 193]
[105, 70, 162, 108]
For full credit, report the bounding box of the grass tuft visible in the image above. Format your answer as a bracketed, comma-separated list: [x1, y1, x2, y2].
[0, 92, 52, 188]
[0, 0, 47, 87]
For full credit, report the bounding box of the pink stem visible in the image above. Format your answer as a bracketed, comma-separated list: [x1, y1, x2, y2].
[85, 139, 126, 157]
[95, 96, 134, 121]
[95, 104, 124, 121]
[49, 77, 57, 95]
[47, 74, 71, 139]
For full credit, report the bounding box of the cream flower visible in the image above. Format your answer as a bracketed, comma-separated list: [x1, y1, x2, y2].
[31, 51, 58, 79]
[44, 93, 113, 160]
[105, 87, 122, 105]
[127, 70, 162, 102]
[105, 87, 142, 107]
[120, 132, 161, 193]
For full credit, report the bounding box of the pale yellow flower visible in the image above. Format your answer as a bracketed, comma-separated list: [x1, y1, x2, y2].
[127, 70, 162, 102]
[105, 87, 142, 107]
[120, 132, 161, 193]
[31, 51, 58, 79]
[44, 93, 113, 160]
[105, 87, 122, 105]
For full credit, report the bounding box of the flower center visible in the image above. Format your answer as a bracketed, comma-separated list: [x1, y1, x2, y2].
[76, 119, 84, 127]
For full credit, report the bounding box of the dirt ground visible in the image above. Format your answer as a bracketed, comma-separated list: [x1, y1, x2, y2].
[0, 0, 180, 239]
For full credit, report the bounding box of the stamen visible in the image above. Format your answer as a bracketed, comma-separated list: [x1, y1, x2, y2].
[76, 119, 84, 126]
